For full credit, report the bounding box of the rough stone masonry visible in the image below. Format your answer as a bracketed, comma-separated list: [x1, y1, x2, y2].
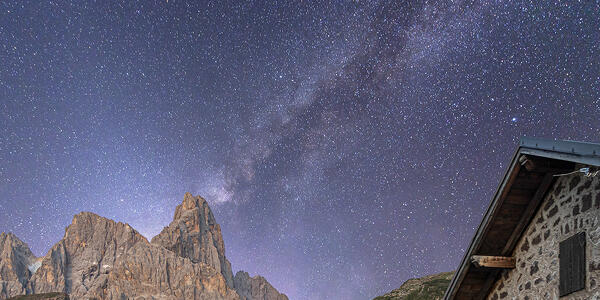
[487, 172, 600, 300]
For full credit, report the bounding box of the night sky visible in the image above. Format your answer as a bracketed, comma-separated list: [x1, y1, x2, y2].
[1, 1, 599, 299]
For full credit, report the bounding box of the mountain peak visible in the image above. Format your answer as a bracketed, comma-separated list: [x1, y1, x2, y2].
[71, 211, 103, 224]
[234, 271, 289, 300]
[1, 231, 15, 241]
[0, 232, 34, 258]
[66, 211, 143, 242]
[0, 232, 23, 242]
[175, 192, 207, 216]
[0, 232, 37, 299]
[152, 193, 234, 287]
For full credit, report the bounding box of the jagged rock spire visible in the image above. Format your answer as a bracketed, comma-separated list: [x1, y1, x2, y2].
[151, 193, 235, 287]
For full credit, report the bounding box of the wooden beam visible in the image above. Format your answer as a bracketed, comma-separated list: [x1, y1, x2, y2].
[471, 256, 516, 269]
[501, 173, 554, 255]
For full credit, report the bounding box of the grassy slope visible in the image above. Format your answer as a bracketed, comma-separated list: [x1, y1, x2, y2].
[373, 271, 454, 300]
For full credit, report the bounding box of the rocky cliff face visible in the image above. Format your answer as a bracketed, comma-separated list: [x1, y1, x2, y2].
[373, 271, 453, 300]
[151, 193, 234, 288]
[27, 211, 238, 300]
[27, 212, 147, 296]
[0, 193, 287, 300]
[0, 233, 38, 299]
[233, 271, 289, 300]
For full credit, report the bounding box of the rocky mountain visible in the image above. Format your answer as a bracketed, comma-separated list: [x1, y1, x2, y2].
[0, 233, 38, 298]
[151, 193, 234, 287]
[0, 193, 287, 300]
[373, 271, 454, 300]
[233, 271, 288, 300]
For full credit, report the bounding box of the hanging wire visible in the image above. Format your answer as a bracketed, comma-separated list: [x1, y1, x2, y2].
[553, 167, 599, 177]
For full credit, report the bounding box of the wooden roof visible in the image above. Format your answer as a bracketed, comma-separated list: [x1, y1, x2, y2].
[444, 137, 600, 300]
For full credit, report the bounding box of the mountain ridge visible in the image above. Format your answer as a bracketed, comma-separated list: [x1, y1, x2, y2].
[0, 193, 287, 300]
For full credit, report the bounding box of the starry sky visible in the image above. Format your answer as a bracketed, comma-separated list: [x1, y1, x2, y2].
[1, 1, 599, 299]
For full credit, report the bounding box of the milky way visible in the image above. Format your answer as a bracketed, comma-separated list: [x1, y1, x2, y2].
[1, 1, 599, 299]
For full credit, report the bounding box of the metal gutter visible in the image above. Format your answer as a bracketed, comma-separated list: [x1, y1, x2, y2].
[520, 137, 600, 158]
[519, 137, 600, 166]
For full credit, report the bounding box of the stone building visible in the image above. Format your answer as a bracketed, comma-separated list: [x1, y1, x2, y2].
[444, 138, 600, 299]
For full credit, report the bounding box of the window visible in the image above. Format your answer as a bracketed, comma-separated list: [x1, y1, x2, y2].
[559, 232, 586, 296]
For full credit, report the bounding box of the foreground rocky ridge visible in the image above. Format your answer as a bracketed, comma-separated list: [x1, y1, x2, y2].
[0, 193, 287, 300]
[7, 292, 69, 300]
[373, 271, 453, 300]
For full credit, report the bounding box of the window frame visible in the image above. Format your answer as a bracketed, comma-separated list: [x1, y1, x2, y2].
[559, 231, 586, 297]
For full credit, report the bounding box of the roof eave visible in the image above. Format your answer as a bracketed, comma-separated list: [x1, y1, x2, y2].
[444, 138, 600, 299]
[443, 146, 522, 299]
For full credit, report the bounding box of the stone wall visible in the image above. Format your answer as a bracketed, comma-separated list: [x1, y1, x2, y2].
[487, 172, 600, 300]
